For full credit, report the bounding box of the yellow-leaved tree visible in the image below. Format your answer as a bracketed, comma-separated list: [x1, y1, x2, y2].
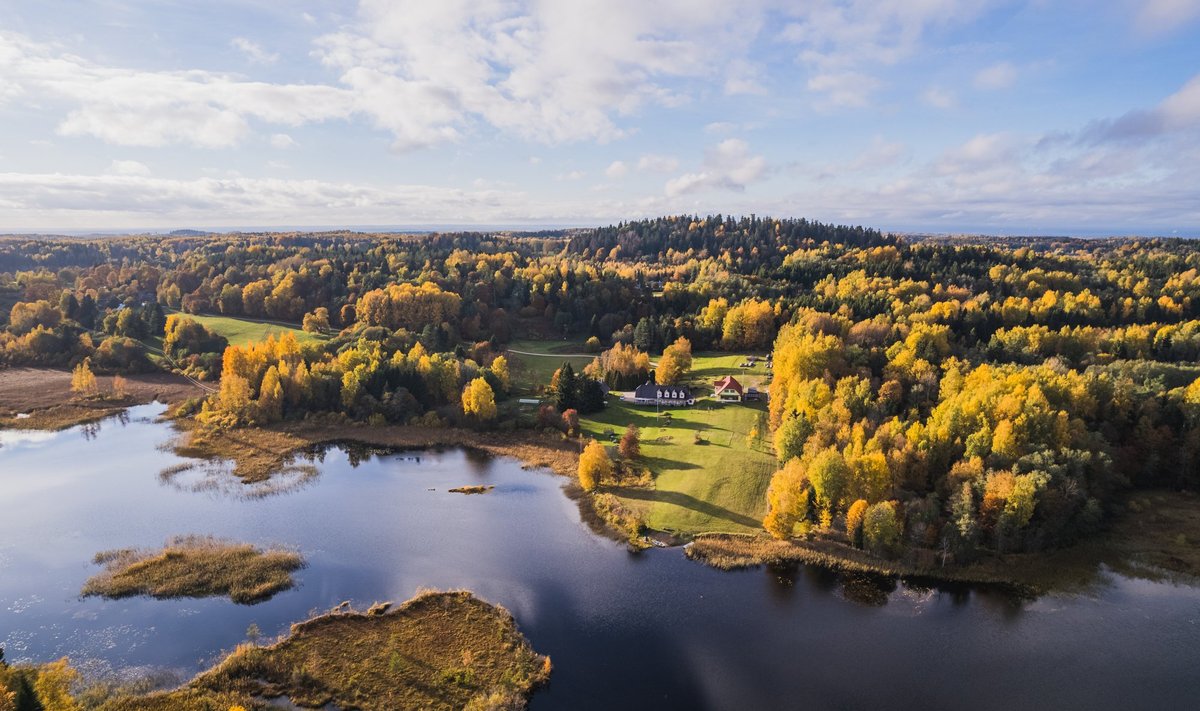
[490, 355, 511, 393]
[111, 374, 128, 398]
[655, 337, 692, 385]
[578, 439, 612, 492]
[32, 658, 81, 711]
[763, 458, 810, 539]
[461, 377, 497, 421]
[845, 499, 869, 548]
[70, 358, 97, 396]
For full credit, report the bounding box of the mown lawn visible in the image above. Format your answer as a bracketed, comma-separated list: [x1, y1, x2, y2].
[689, 351, 773, 393]
[580, 397, 776, 536]
[180, 312, 327, 347]
[508, 340, 778, 535]
[505, 339, 595, 396]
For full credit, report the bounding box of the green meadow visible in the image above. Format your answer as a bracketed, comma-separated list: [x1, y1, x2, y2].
[510, 340, 778, 536]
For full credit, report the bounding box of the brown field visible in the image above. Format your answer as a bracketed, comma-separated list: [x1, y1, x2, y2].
[0, 367, 201, 430]
[82, 536, 304, 604]
[96, 591, 551, 711]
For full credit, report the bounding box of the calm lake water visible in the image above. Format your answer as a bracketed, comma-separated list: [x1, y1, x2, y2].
[2, 404, 1199, 710]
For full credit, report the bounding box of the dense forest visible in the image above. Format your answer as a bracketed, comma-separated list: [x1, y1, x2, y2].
[4, 215, 1200, 562]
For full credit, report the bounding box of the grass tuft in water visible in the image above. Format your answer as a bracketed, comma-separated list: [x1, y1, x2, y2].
[82, 535, 304, 604]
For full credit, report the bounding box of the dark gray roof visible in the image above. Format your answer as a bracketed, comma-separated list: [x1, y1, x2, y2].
[634, 381, 692, 400]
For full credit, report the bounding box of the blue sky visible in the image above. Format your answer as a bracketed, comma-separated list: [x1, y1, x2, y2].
[0, 0, 1198, 235]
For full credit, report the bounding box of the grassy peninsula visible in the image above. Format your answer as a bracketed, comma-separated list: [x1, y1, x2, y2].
[94, 591, 551, 711]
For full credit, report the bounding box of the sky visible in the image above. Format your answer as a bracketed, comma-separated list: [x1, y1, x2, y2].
[0, 0, 1199, 236]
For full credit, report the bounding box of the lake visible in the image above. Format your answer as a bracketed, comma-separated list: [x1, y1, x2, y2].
[2, 404, 1199, 710]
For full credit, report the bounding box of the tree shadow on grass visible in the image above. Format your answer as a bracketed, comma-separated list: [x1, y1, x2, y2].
[638, 454, 701, 472]
[616, 487, 762, 529]
[604, 407, 712, 431]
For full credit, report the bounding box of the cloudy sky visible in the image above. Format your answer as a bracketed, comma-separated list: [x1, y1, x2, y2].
[1, 0, 1198, 235]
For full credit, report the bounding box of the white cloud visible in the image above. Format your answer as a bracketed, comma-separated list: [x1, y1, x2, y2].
[605, 160, 629, 179]
[922, 86, 957, 109]
[270, 133, 298, 149]
[848, 136, 908, 172]
[0, 0, 774, 152]
[1083, 72, 1200, 142]
[0, 32, 353, 148]
[312, 0, 771, 148]
[637, 154, 679, 173]
[781, 0, 995, 106]
[1133, 0, 1200, 35]
[665, 138, 766, 197]
[0, 170, 679, 230]
[974, 61, 1017, 90]
[933, 132, 1021, 177]
[0, 172, 540, 227]
[556, 170, 586, 181]
[724, 59, 767, 95]
[231, 37, 279, 64]
[108, 159, 150, 176]
[807, 72, 880, 109]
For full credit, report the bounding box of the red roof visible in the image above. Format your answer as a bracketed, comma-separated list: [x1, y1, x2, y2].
[713, 375, 744, 395]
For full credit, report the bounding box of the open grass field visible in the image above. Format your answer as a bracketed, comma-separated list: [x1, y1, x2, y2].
[580, 398, 776, 535]
[689, 351, 773, 392]
[176, 312, 327, 347]
[505, 338, 595, 396]
[504, 339, 778, 536]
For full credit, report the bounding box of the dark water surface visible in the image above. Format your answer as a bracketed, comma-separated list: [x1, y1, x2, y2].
[2, 404, 1199, 710]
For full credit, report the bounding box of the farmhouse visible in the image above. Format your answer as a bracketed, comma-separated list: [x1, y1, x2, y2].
[713, 375, 744, 403]
[633, 381, 695, 407]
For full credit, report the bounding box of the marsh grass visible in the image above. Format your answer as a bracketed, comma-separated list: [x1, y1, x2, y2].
[96, 591, 551, 711]
[172, 419, 579, 485]
[577, 490, 650, 550]
[0, 401, 129, 431]
[158, 460, 319, 499]
[82, 536, 304, 604]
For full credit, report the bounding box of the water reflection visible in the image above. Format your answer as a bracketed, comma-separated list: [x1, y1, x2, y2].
[1, 407, 1199, 711]
[158, 460, 320, 499]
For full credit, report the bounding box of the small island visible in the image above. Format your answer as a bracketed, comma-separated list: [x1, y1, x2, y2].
[82, 536, 304, 605]
[93, 591, 552, 711]
[449, 484, 495, 494]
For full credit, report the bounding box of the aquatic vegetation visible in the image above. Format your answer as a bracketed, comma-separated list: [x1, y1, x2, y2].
[82, 536, 304, 604]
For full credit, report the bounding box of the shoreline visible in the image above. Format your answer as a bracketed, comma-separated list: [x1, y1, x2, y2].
[685, 504, 1200, 594]
[0, 366, 201, 431]
[171, 417, 580, 482]
[6, 376, 1199, 594]
[92, 590, 551, 711]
